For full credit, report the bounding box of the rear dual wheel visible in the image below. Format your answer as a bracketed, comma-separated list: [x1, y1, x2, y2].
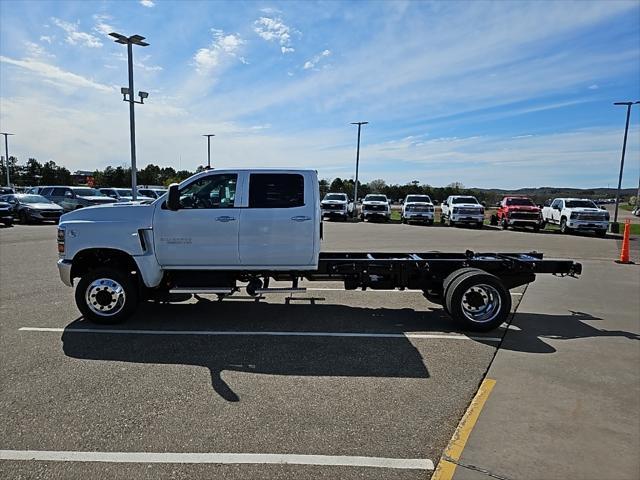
[442, 268, 511, 331]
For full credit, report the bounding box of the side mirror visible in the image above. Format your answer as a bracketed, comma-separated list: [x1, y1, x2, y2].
[167, 183, 180, 211]
[554, 205, 561, 210]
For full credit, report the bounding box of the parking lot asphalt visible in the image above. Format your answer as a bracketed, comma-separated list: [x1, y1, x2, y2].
[1, 222, 638, 479]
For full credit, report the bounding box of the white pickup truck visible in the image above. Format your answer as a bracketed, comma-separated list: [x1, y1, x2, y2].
[320, 192, 351, 220]
[401, 194, 435, 225]
[541, 198, 609, 236]
[440, 195, 484, 228]
[360, 194, 391, 222]
[56, 168, 582, 331]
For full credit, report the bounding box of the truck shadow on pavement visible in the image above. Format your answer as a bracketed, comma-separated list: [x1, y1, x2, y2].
[61, 300, 457, 402]
[475, 310, 640, 354]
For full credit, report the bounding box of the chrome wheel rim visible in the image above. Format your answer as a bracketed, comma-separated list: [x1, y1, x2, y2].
[460, 284, 502, 323]
[85, 278, 126, 316]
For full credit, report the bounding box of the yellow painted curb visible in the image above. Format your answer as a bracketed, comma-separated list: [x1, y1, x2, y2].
[431, 378, 496, 480]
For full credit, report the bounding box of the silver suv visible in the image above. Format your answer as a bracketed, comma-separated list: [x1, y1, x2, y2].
[41, 186, 116, 212]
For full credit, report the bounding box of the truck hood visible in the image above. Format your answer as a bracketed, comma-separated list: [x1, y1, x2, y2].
[452, 203, 482, 208]
[405, 202, 433, 207]
[59, 202, 154, 228]
[321, 200, 347, 205]
[569, 208, 606, 213]
[363, 201, 388, 206]
[507, 205, 539, 212]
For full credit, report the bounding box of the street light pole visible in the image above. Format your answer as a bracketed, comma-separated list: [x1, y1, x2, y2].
[0, 132, 14, 187]
[110, 32, 149, 201]
[203, 134, 215, 169]
[613, 101, 639, 227]
[350, 121, 368, 217]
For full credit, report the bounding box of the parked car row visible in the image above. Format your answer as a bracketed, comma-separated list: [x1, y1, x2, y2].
[0, 185, 168, 224]
[319, 191, 612, 237]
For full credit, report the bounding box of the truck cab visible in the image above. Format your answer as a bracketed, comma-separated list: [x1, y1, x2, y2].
[541, 198, 609, 236]
[493, 196, 542, 231]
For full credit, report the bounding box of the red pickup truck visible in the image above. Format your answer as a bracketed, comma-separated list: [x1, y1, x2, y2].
[491, 196, 543, 231]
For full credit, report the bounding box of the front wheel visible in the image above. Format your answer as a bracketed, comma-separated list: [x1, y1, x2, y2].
[560, 218, 571, 234]
[596, 229, 607, 237]
[75, 267, 138, 324]
[19, 210, 30, 224]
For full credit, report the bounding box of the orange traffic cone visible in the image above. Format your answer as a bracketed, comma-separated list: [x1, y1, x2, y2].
[616, 220, 633, 264]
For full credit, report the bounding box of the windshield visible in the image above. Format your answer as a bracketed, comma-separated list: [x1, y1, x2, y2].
[506, 198, 534, 206]
[116, 189, 133, 196]
[365, 195, 387, 202]
[406, 195, 431, 203]
[18, 195, 51, 204]
[452, 196, 479, 204]
[72, 188, 103, 197]
[325, 194, 347, 201]
[566, 200, 598, 208]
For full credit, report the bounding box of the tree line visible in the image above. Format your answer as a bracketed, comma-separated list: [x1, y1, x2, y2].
[1, 156, 511, 204]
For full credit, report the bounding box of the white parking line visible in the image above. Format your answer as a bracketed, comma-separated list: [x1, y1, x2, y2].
[18, 327, 501, 342]
[0, 450, 433, 470]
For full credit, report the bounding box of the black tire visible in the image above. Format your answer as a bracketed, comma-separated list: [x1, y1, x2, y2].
[501, 218, 508, 230]
[533, 225, 540, 233]
[596, 229, 607, 237]
[441, 267, 483, 314]
[427, 219, 434, 226]
[490, 214, 498, 226]
[3, 220, 13, 227]
[447, 216, 455, 227]
[19, 210, 30, 224]
[560, 217, 570, 234]
[445, 270, 512, 332]
[401, 216, 406, 224]
[476, 222, 483, 229]
[75, 267, 138, 324]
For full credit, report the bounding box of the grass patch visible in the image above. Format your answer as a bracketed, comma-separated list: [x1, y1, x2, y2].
[619, 204, 636, 212]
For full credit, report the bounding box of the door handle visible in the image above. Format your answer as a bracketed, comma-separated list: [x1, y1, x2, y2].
[291, 216, 312, 222]
[215, 216, 236, 222]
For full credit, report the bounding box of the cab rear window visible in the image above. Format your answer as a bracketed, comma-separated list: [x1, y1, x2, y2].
[249, 174, 304, 208]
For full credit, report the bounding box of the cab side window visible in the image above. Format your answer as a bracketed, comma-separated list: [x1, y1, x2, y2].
[179, 174, 237, 209]
[51, 188, 66, 197]
[249, 174, 304, 208]
[551, 199, 561, 209]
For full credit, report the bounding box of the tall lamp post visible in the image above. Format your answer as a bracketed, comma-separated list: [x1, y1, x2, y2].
[612, 101, 639, 230]
[203, 134, 215, 169]
[350, 121, 368, 218]
[0, 132, 14, 187]
[109, 32, 149, 201]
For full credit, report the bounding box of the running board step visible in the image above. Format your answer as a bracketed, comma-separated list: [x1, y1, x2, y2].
[170, 287, 235, 294]
[255, 287, 307, 294]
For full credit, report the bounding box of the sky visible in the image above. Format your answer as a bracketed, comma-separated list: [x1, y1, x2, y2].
[1, 0, 639, 189]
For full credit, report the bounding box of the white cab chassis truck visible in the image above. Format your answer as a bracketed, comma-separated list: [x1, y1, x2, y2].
[541, 198, 609, 236]
[57, 169, 581, 331]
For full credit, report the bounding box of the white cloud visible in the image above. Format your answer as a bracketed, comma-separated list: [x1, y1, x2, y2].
[24, 41, 54, 59]
[140, 0, 155, 7]
[93, 14, 115, 36]
[0, 56, 113, 93]
[254, 16, 297, 53]
[193, 29, 245, 74]
[303, 49, 331, 70]
[51, 17, 102, 48]
[588, 84, 599, 90]
[39, 36, 53, 44]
